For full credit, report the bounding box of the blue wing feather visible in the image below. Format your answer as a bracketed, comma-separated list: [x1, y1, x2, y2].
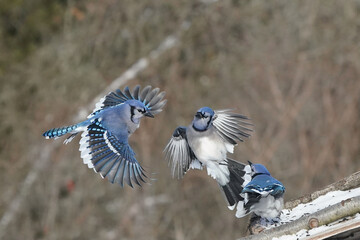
[114, 159, 126, 187]
[79, 119, 146, 187]
[243, 175, 285, 194]
[89, 85, 166, 118]
[242, 174, 285, 213]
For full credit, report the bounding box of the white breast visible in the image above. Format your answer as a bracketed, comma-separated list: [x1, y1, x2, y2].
[193, 136, 228, 162]
[192, 136, 231, 185]
[251, 195, 284, 219]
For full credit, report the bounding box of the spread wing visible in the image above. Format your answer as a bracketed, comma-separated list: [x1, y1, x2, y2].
[164, 126, 202, 179]
[79, 119, 147, 187]
[212, 109, 253, 145]
[89, 85, 167, 118]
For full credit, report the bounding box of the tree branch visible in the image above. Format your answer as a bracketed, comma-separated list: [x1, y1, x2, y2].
[285, 171, 360, 210]
[239, 196, 360, 240]
[239, 171, 360, 239]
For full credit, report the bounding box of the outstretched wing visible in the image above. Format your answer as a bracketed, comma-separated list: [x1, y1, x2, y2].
[79, 119, 147, 187]
[89, 85, 167, 118]
[212, 109, 253, 145]
[164, 126, 202, 179]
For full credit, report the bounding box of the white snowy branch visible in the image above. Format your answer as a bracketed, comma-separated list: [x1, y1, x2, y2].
[285, 171, 360, 210]
[240, 196, 360, 240]
[238, 171, 360, 240]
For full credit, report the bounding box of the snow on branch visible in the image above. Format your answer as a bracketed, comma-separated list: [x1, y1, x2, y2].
[285, 171, 360, 210]
[238, 171, 360, 240]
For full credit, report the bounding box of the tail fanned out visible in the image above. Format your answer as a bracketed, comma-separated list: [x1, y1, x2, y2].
[43, 124, 78, 139]
[220, 158, 252, 209]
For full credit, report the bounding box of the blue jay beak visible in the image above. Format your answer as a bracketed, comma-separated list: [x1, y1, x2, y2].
[144, 111, 154, 118]
[195, 112, 203, 118]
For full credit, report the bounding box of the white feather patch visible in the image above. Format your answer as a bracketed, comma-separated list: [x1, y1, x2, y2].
[79, 130, 94, 169]
[251, 195, 283, 219]
[228, 204, 236, 210]
[88, 95, 107, 118]
[205, 161, 230, 186]
[104, 131, 121, 156]
[243, 164, 252, 185]
[224, 142, 234, 153]
[189, 160, 203, 170]
[196, 136, 228, 163]
[63, 134, 76, 144]
[235, 202, 248, 218]
[251, 188, 270, 196]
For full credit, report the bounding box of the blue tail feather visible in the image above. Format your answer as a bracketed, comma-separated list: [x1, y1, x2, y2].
[43, 124, 78, 139]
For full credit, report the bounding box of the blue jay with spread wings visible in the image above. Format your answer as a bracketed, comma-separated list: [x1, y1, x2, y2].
[164, 107, 253, 209]
[235, 162, 285, 220]
[43, 85, 166, 188]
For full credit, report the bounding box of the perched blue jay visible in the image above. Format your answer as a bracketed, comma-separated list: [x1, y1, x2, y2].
[43, 85, 166, 187]
[164, 107, 253, 208]
[235, 162, 285, 220]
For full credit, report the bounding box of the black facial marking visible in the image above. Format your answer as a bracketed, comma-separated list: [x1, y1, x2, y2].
[252, 172, 264, 178]
[193, 113, 213, 132]
[136, 108, 146, 114]
[207, 115, 213, 126]
[192, 124, 206, 132]
[130, 106, 136, 123]
[195, 112, 203, 118]
[130, 106, 135, 116]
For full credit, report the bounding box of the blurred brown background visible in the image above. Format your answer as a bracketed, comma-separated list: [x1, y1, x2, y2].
[1, 0, 360, 239]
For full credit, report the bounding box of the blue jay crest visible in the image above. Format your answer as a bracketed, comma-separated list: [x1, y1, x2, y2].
[43, 85, 166, 188]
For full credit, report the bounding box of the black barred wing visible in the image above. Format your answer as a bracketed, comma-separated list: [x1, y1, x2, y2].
[221, 158, 252, 209]
[89, 85, 167, 118]
[79, 119, 146, 187]
[212, 109, 253, 145]
[164, 126, 202, 179]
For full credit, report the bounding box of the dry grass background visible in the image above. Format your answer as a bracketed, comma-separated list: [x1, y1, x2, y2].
[1, 0, 360, 239]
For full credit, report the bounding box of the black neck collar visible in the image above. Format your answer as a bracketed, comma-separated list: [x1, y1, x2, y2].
[192, 124, 207, 132]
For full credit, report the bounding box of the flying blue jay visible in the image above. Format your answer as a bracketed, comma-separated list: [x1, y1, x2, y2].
[164, 107, 253, 208]
[235, 162, 285, 220]
[43, 85, 166, 187]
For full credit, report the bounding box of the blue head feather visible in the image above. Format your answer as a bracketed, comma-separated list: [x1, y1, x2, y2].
[197, 107, 215, 116]
[251, 163, 270, 176]
[192, 107, 215, 131]
[124, 99, 154, 120]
